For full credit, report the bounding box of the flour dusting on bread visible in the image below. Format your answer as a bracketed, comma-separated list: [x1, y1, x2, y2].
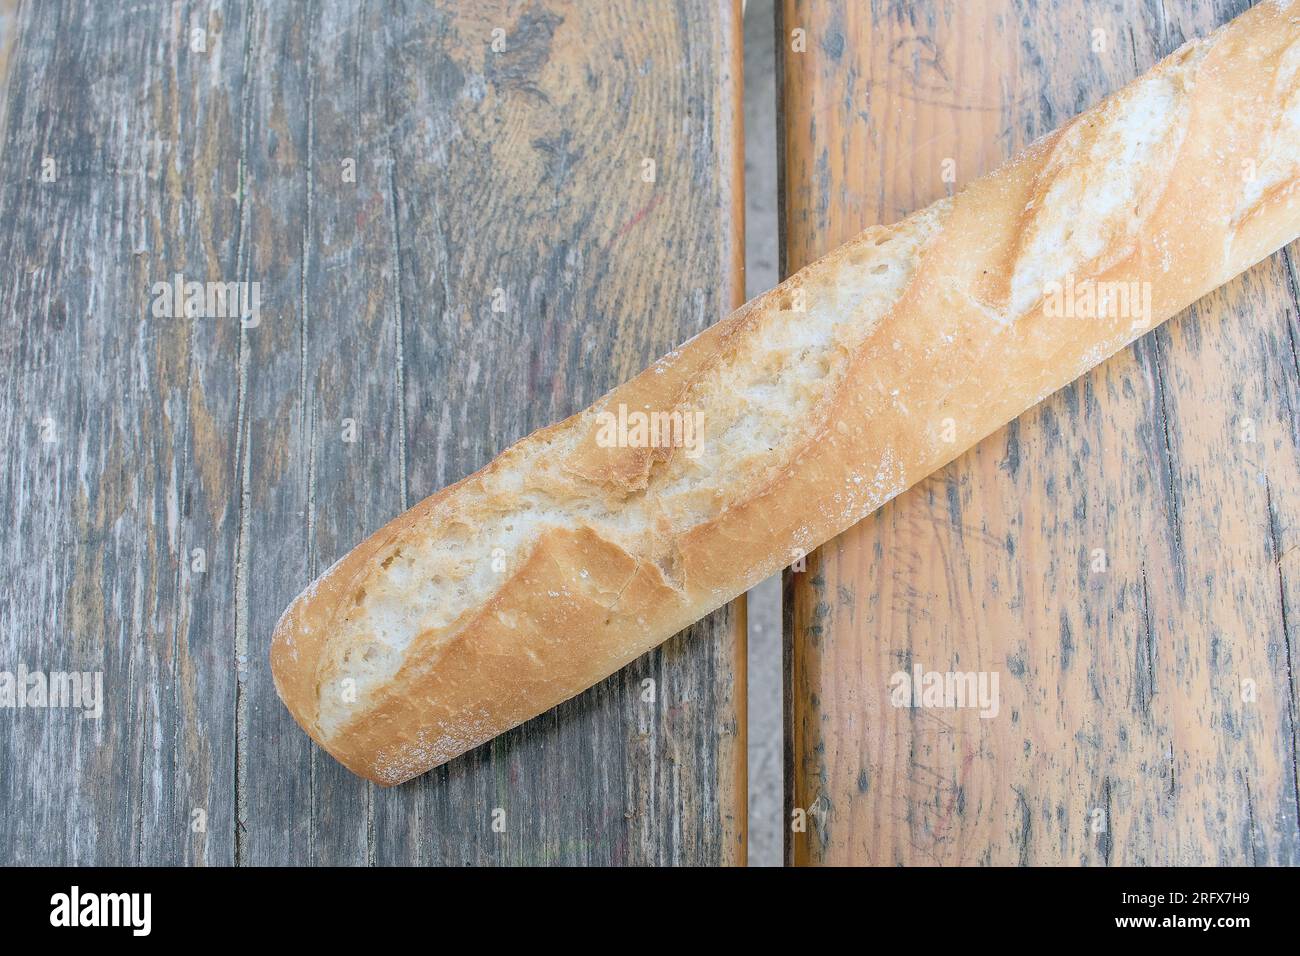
[314, 204, 946, 738]
[1010, 68, 1193, 317]
[1236, 38, 1300, 223]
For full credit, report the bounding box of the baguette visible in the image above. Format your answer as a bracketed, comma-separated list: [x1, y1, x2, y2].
[272, 0, 1300, 785]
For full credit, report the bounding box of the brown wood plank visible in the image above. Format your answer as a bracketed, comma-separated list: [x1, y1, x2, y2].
[1, 0, 745, 866]
[779, 0, 1300, 865]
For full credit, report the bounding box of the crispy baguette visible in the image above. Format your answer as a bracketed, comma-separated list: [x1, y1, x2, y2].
[273, 0, 1300, 785]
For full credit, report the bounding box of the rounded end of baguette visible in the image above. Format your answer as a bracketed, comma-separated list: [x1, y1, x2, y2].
[269, 514, 414, 782]
[269, 585, 323, 742]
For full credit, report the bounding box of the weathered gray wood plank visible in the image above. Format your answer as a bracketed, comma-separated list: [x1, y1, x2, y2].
[371, 0, 747, 866]
[0, 0, 746, 866]
[0, 0, 249, 866]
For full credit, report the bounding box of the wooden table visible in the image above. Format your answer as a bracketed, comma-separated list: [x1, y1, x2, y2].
[0, 0, 746, 865]
[780, 0, 1300, 865]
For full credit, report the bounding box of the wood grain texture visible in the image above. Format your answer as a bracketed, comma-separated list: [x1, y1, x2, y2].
[0, 0, 746, 866]
[779, 0, 1300, 865]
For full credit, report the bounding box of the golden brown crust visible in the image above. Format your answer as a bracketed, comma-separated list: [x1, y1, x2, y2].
[273, 0, 1300, 785]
